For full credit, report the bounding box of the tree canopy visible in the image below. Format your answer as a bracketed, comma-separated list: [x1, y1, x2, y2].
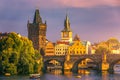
[95, 38, 120, 54]
[0, 32, 43, 75]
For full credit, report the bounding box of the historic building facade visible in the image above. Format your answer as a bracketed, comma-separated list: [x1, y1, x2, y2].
[45, 41, 55, 56]
[55, 41, 69, 56]
[27, 9, 47, 54]
[83, 41, 91, 54]
[68, 34, 86, 55]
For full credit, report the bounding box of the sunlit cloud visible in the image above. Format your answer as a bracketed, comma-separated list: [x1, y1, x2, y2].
[55, 0, 120, 8]
[0, 0, 119, 10]
[28, 0, 120, 8]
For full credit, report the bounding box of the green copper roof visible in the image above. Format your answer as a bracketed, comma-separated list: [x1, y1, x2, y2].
[33, 9, 42, 24]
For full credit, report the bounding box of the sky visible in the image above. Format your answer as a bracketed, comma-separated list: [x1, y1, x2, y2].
[0, 0, 120, 43]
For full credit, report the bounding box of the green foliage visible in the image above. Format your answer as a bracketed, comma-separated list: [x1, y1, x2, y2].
[95, 44, 111, 54]
[0, 32, 43, 75]
[5, 63, 17, 75]
[106, 38, 120, 49]
[107, 38, 119, 44]
[95, 38, 120, 54]
[34, 50, 43, 73]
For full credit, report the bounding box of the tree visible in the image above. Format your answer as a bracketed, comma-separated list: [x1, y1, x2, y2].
[95, 38, 120, 54]
[95, 42, 111, 54]
[34, 50, 43, 73]
[0, 32, 43, 75]
[106, 38, 120, 49]
[107, 38, 119, 44]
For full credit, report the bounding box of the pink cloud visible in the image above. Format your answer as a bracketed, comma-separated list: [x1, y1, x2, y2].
[25, 0, 120, 8]
[53, 0, 120, 8]
[0, 0, 119, 10]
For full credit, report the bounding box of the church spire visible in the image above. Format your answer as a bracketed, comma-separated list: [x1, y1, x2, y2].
[63, 14, 71, 31]
[33, 9, 42, 24]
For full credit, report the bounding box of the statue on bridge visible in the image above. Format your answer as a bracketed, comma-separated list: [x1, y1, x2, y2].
[64, 53, 73, 71]
[101, 53, 109, 71]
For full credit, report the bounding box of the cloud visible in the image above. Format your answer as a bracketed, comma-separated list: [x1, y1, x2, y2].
[0, 0, 119, 10]
[28, 0, 120, 8]
[57, 0, 120, 8]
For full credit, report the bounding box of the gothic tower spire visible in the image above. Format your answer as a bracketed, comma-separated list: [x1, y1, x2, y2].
[61, 13, 73, 43]
[27, 9, 47, 55]
[33, 9, 42, 24]
[63, 14, 71, 31]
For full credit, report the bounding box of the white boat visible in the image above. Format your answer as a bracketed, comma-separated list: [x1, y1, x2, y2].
[29, 74, 40, 79]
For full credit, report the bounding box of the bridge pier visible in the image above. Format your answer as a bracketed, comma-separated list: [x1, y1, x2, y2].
[72, 62, 78, 73]
[72, 68, 78, 73]
[101, 62, 109, 71]
[108, 64, 114, 74]
[61, 62, 64, 74]
[42, 63, 47, 73]
[101, 53, 109, 71]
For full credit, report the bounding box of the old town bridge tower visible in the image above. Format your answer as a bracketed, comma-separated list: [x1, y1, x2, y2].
[27, 9, 47, 55]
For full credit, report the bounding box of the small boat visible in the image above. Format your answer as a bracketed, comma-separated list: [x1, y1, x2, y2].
[85, 71, 90, 74]
[29, 74, 40, 79]
[75, 75, 81, 78]
[5, 73, 11, 76]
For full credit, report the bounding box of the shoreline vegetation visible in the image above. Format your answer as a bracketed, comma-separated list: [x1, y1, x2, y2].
[0, 32, 43, 75]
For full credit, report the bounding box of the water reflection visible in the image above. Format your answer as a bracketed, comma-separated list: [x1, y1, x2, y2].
[78, 69, 90, 75]
[64, 70, 72, 78]
[101, 71, 109, 80]
[50, 69, 62, 75]
[1, 69, 120, 80]
[0, 75, 29, 80]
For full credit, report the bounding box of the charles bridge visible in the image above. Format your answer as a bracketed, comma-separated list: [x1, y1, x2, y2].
[43, 53, 120, 73]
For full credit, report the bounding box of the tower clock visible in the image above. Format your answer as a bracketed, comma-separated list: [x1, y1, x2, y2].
[61, 14, 72, 42]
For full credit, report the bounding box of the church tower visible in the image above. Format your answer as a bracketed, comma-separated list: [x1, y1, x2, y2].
[61, 14, 72, 43]
[27, 9, 47, 54]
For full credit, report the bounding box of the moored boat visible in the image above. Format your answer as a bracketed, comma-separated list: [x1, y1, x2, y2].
[5, 73, 11, 76]
[29, 74, 40, 79]
[75, 75, 81, 78]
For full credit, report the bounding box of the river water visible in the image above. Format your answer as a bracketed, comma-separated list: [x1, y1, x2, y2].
[40, 70, 120, 80]
[1, 69, 120, 80]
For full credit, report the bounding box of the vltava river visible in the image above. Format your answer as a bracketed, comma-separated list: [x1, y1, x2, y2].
[40, 70, 120, 80]
[1, 70, 120, 80]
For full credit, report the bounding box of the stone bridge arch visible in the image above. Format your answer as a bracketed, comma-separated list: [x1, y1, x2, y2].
[42, 54, 120, 73]
[43, 56, 65, 72]
[109, 59, 120, 73]
[44, 58, 64, 66]
[71, 54, 102, 73]
[106, 54, 120, 72]
[44, 59, 64, 72]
